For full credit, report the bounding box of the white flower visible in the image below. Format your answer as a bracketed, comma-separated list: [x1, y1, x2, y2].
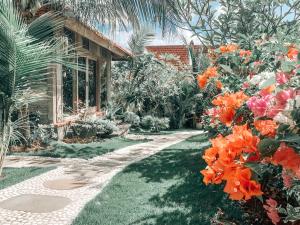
[273, 112, 296, 127]
[249, 71, 276, 89]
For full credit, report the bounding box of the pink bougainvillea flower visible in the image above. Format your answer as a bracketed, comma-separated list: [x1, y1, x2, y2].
[275, 89, 294, 104]
[282, 169, 293, 188]
[276, 72, 290, 85]
[254, 61, 263, 67]
[240, 50, 252, 58]
[263, 198, 280, 225]
[242, 82, 250, 89]
[247, 95, 273, 117]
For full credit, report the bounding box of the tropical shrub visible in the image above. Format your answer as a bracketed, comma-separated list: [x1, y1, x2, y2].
[140, 116, 170, 132]
[112, 54, 198, 129]
[198, 37, 300, 224]
[70, 118, 118, 138]
[123, 112, 140, 127]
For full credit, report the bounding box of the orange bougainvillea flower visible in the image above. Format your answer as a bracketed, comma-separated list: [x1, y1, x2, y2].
[220, 44, 239, 54]
[287, 46, 299, 60]
[254, 120, 278, 137]
[202, 147, 219, 166]
[239, 50, 252, 58]
[204, 67, 218, 78]
[211, 91, 249, 126]
[230, 125, 260, 153]
[224, 167, 263, 200]
[197, 74, 208, 89]
[200, 166, 223, 185]
[260, 85, 276, 96]
[212, 91, 249, 109]
[216, 80, 223, 89]
[201, 125, 262, 200]
[218, 107, 236, 126]
[196, 67, 218, 89]
[272, 143, 300, 179]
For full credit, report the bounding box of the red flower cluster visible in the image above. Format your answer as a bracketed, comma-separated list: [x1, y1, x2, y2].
[201, 125, 263, 200]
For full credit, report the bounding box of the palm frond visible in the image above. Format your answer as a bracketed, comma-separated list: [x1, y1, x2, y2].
[128, 27, 155, 56]
[18, 0, 182, 33]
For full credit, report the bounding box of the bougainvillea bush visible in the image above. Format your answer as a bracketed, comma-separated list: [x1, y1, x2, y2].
[198, 37, 300, 224]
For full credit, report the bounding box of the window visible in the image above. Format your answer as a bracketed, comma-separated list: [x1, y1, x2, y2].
[101, 62, 108, 108]
[64, 28, 75, 45]
[63, 66, 73, 114]
[82, 37, 90, 50]
[78, 57, 86, 108]
[88, 60, 97, 107]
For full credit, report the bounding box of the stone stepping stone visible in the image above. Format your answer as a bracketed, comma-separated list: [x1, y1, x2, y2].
[43, 178, 89, 190]
[0, 194, 71, 213]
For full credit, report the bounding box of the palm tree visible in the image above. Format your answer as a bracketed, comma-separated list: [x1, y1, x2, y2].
[15, 0, 182, 33]
[0, 0, 75, 175]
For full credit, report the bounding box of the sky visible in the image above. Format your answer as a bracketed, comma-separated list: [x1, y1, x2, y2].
[97, 2, 292, 50]
[99, 26, 201, 49]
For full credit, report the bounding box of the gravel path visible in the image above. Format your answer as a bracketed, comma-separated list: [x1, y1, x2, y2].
[0, 131, 203, 225]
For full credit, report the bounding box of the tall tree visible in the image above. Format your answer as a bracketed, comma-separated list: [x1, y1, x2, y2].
[169, 0, 300, 47]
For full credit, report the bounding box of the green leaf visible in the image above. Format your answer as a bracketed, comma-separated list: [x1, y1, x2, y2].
[258, 138, 280, 157]
[281, 61, 296, 72]
[280, 135, 300, 144]
[219, 64, 234, 74]
[277, 124, 290, 133]
[245, 162, 270, 179]
[284, 205, 300, 223]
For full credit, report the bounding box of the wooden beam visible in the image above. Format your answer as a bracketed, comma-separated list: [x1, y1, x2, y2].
[64, 18, 131, 59]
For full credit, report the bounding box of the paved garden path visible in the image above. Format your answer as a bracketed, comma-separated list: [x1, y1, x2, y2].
[0, 131, 203, 225]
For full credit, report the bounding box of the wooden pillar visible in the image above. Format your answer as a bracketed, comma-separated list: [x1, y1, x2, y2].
[73, 33, 81, 113]
[96, 57, 102, 112]
[48, 66, 57, 123]
[72, 55, 79, 113]
[106, 53, 112, 103]
[56, 63, 63, 122]
[85, 57, 89, 108]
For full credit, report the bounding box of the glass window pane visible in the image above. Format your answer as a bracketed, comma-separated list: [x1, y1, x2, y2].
[88, 60, 97, 107]
[63, 66, 73, 115]
[78, 57, 86, 108]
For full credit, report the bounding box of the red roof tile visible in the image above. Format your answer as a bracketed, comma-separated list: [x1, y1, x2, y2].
[146, 45, 203, 68]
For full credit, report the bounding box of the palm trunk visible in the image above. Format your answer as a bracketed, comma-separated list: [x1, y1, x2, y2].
[0, 124, 12, 177]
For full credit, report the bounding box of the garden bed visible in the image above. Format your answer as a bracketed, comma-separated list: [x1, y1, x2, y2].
[11, 137, 150, 159]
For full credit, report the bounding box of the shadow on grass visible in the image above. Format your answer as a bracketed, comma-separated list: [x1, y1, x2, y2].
[123, 134, 243, 225]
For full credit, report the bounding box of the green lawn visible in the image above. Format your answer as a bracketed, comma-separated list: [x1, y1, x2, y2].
[72, 134, 243, 225]
[14, 137, 148, 159]
[0, 167, 54, 190]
